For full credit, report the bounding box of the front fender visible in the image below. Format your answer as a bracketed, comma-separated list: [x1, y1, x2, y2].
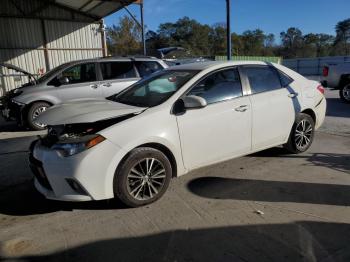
[16, 94, 61, 105]
[101, 135, 186, 199]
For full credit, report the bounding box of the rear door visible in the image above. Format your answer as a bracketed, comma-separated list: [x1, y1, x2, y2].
[176, 67, 252, 170]
[99, 61, 140, 97]
[49, 62, 102, 101]
[241, 65, 298, 151]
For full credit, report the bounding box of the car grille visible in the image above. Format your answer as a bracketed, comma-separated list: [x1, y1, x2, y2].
[29, 153, 53, 191]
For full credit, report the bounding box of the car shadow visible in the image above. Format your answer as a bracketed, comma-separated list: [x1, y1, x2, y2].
[187, 176, 350, 206]
[252, 147, 350, 174]
[6, 222, 350, 262]
[326, 98, 350, 118]
[0, 120, 26, 132]
[0, 180, 128, 216]
[0, 135, 130, 216]
[188, 147, 350, 205]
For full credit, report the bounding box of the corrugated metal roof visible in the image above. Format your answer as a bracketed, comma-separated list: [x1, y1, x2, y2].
[53, 0, 137, 19]
[0, 0, 137, 21]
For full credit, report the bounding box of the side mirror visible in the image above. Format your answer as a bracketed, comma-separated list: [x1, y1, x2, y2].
[58, 76, 69, 85]
[182, 95, 207, 109]
[173, 95, 207, 115]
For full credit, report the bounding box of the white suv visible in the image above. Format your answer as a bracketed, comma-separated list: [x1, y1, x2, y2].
[30, 61, 326, 207]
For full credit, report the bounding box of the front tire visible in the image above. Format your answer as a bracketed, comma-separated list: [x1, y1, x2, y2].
[284, 113, 315, 154]
[26, 102, 50, 130]
[339, 84, 350, 104]
[114, 147, 172, 207]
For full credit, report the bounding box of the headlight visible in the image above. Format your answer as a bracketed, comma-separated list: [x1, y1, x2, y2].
[52, 134, 105, 157]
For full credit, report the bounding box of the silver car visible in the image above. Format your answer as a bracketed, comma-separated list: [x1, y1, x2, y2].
[1, 57, 168, 130]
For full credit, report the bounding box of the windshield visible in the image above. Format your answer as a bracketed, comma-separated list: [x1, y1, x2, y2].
[109, 70, 198, 107]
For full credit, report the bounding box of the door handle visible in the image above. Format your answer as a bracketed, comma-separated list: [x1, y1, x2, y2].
[90, 84, 98, 89]
[235, 105, 249, 112]
[288, 92, 298, 98]
[102, 83, 112, 87]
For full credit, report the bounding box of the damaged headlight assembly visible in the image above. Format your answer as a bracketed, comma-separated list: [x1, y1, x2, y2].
[52, 134, 105, 157]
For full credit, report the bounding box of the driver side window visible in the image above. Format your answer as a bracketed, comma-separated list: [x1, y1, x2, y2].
[48, 63, 96, 86]
[188, 68, 243, 104]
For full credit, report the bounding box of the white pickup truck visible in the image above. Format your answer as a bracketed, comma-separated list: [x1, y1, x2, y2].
[322, 63, 350, 103]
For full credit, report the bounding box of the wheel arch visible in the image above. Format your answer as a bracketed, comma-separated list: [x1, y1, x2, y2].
[300, 108, 316, 123]
[338, 74, 350, 88]
[22, 100, 53, 122]
[116, 142, 178, 178]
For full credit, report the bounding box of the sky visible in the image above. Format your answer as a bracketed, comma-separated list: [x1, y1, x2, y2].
[104, 0, 350, 37]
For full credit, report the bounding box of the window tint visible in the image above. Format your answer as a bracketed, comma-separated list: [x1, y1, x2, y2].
[135, 61, 163, 77]
[278, 70, 294, 87]
[188, 68, 242, 104]
[48, 63, 96, 86]
[100, 62, 137, 80]
[244, 66, 282, 94]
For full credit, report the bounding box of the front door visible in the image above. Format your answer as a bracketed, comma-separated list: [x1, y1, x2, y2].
[54, 63, 102, 102]
[176, 67, 252, 170]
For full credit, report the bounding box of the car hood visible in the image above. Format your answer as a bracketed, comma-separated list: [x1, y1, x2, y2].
[35, 99, 147, 125]
[0, 63, 35, 78]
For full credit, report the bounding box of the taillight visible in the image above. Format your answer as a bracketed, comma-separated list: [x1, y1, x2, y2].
[317, 85, 325, 95]
[322, 66, 329, 77]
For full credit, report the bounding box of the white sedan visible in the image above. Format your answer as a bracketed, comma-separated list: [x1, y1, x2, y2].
[30, 61, 326, 207]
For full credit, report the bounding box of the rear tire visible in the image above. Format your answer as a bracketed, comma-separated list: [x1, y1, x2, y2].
[114, 147, 172, 208]
[339, 84, 350, 104]
[284, 113, 315, 154]
[26, 102, 50, 130]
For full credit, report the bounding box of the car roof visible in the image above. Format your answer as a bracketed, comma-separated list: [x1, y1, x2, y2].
[167, 61, 276, 71]
[63, 56, 161, 65]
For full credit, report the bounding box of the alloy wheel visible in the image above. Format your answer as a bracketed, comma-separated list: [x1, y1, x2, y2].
[127, 158, 167, 201]
[294, 119, 313, 150]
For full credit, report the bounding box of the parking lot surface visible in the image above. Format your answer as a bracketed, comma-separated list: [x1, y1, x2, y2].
[0, 89, 349, 261]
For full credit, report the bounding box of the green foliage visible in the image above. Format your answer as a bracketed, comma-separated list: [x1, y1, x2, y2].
[106, 16, 142, 56]
[106, 15, 350, 59]
[334, 18, 350, 55]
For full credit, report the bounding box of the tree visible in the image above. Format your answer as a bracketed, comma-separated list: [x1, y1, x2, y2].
[209, 23, 227, 56]
[106, 15, 350, 59]
[280, 28, 304, 58]
[240, 29, 266, 56]
[335, 18, 350, 55]
[106, 16, 142, 56]
[157, 17, 213, 56]
[231, 32, 243, 56]
[303, 33, 334, 57]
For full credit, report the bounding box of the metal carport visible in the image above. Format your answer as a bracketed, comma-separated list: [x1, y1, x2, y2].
[0, 0, 138, 96]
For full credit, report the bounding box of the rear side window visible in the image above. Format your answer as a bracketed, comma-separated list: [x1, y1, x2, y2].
[100, 62, 137, 80]
[135, 61, 163, 77]
[278, 70, 294, 87]
[188, 68, 243, 104]
[244, 66, 282, 94]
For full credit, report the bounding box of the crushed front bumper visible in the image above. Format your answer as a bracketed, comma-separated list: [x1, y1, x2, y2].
[1, 96, 25, 123]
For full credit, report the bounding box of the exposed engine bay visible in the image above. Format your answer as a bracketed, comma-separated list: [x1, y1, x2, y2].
[40, 114, 137, 147]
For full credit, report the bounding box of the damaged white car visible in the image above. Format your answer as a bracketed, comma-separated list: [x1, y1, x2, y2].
[30, 61, 326, 207]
